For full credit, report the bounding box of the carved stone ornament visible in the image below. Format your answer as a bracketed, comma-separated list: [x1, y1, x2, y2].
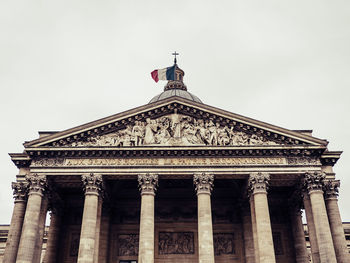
[248, 172, 270, 196]
[193, 173, 214, 195]
[25, 174, 47, 196]
[63, 113, 279, 147]
[81, 173, 103, 195]
[324, 180, 340, 200]
[138, 173, 158, 195]
[303, 171, 325, 193]
[11, 182, 28, 202]
[159, 232, 194, 255]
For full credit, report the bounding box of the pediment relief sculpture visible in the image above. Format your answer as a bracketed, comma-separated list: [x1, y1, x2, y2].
[64, 113, 279, 147]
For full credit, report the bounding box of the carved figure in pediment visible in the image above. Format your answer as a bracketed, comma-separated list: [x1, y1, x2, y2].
[132, 121, 145, 146]
[144, 118, 158, 144]
[62, 112, 282, 147]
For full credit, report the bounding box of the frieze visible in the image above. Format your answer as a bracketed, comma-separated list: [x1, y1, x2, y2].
[118, 234, 139, 256]
[31, 157, 289, 167]
[158, 232, 194, 255]
[62, 113, 280, 147]
[214, 233, 235, 255]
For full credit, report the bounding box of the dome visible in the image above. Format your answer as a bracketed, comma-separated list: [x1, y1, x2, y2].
[149, 63, 202, 104]
[149, 89, 203, 104]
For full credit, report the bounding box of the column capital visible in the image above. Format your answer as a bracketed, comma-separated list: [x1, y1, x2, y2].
[193, 172, 214, 195]
[82, 173, 104, 195]
[248, 172, 270, 196]
[303, 171, 325, 194]
[11, 181, 28, 202]
[324, 180, 340, 200]
[26, 174, 47, 196]
[138, 173, 158, 195]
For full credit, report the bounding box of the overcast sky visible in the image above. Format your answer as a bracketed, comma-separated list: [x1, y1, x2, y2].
[0, 0, 349, 224]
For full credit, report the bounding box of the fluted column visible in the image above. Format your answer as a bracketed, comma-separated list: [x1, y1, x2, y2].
[241, 201, 255, 263]
[303, 191, 320, 263]
[16, 174, 47, 263]
[324, 180, 350, 263]
[138, 173, 158, 263]
[33, 196, 49, 263]
[194, 173, 215, 263]
[288, 192, 308, 263]
[77, 173, 104, 263]
[3, 182, 28, 263]
[43, 206, 63, 263]
[248, 172, 275, 263]
[304, 172, 336, 263]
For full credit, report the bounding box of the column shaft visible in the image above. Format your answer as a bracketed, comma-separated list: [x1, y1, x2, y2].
[137, 173, 158, 263]
[194, 173, 215, 263]
[33, 197, 48, 263]
[325, 180, 350, 263]
[303, 195, 320, 263]
[289, 209, 308, 263]
[248, 172, 275, 263]
[253, 192, 276, 263]
[43, 210, 62, 263]
[16, 175, 46, 263]
[3, 182, 27, 263]
[77, 173, 103, 263]
[197, 193, 215, 263]
[138, 194, 155, 263]
[309, 190, 336, 262]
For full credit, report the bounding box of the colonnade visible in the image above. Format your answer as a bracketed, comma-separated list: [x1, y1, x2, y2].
[3, 171, 349, 263]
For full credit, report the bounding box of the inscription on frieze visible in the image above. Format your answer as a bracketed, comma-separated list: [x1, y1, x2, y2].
[118, 234, 139, 256]
[214, 233, 235, 255]
[31, 157, 291, 167]
[158, 232, 194, 255]
[31, 157, 320, 167]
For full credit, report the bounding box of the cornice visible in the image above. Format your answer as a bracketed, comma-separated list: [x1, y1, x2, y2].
[23, 97, 328, 148]
[320, 151, 342, 166]
[9, 153, 31, 168]
[24, 145, 326, 159]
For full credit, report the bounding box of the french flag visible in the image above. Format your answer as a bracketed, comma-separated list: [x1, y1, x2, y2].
[151, 65, 176, 82]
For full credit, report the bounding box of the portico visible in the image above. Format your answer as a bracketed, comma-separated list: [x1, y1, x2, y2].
[5, 65, 348, 262]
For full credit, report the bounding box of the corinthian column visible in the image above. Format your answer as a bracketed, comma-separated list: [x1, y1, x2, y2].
[77, 173, 104, 263]
[288, 191, 308, 263]
[138, 173, 158, 263]
[248, 172, 275, 263]
[43, 205, 63, 263]
[3, 182, 27, 263]
[304, 172, 336, 263]
[193, 173, 215, 263]
[324, 180, 350, 263]
[16, 174, 47, 263]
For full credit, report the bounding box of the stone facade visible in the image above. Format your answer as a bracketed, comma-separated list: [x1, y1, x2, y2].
[4, 75, 349, 263]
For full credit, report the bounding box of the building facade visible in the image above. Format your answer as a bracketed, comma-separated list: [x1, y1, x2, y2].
[4, 65, 350, 263]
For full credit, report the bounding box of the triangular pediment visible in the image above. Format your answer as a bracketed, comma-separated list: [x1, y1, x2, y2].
[24, 97, 328, 148]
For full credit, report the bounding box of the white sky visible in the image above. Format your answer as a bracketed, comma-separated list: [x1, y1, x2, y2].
[0, 0, 350, 224]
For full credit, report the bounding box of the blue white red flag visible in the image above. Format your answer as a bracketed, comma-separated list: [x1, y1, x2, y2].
[151, 65, 176, 82]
